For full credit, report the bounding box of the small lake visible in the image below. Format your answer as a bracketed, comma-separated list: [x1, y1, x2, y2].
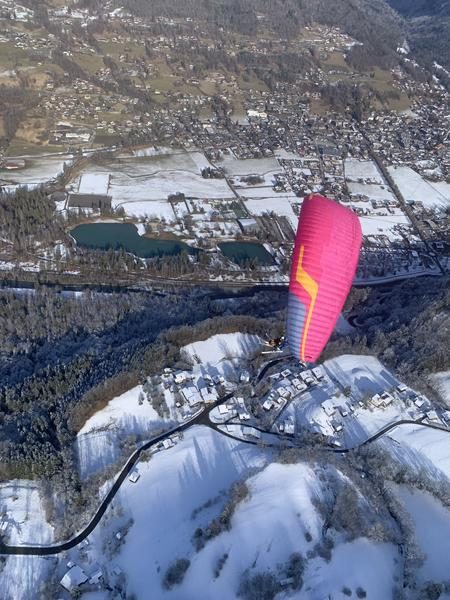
[219, 241, 274, 266]
[70, 223, 194, 258]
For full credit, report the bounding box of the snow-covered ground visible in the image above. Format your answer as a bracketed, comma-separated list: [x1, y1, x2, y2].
[0, 481, 54, 600]
[76, 385, 174, 479]
[431, 371, 450, 406]
[393, 485, 450, 585]
[67, 426, 271, 598]
[78, 173, 110, 195]
[219, 156, 280, 176]
[383, 424, 450, 481]
[282, 355, 416, 446]
[302, 538, 398, 600]
[0, 154, 71, 189]
[344, 158, 384, 184]
[0, 480, 53, 545]
[69, 153, 234, 220]
[348, 181, 396, 201]
[388, 165, 450, 209]
[182, 332, 262, 366]
[64, 428, 399, 599]
[243, 196, 299, 229]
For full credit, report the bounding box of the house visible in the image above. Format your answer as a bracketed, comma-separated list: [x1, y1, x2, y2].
[174, 371, 190, 384]
[284, 418, 295, 435]
[338, 405, 349, 417]
[60, 566, 88, 593]
[331, 420, 343, 433]
[181, 385, 202, 407]
[238, 409, 251, 421]
[200, 387, 218, 404]
[89, 567, 103, 585]
[312, 366, 325, 380]
[278, 386, 290, 399]
[240, 371, 250, 383]
[129, 470, 140, 483]
[321, 399, 336, 417]
[380, 392, 393, 407]
[371, 394, 384, 408]
[300, 370, 315, 385]
[426, 410, 439, 423]
[218, 404, 229, 415]
[263, 399, 273, 411]
[68, 192, 112, 210]
[163, 438, 174, 449]
[414, 397, 426, 409]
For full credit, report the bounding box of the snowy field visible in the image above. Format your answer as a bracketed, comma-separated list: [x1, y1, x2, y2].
[0, 154, 71, 188]
[302, 538, 398, 600]
[388, 166, 450, 209]
[431, 371, 450, 406]
[182, 332, 262, 366]
[393, 485, 450, 585]
[243, 196, 299, 229]
[68, 426, 270, 599]
[65, 428, 399, 599]
[0, 481, 54, 600]
[344, 158, 384, 184]
[383, 424, 450, 481]
[347, 182, 396, 201]
[219, 156, 280, 176]
[357, 212, 411, 242]
[70, 152, 234, 219]
[346, 182, 411, 241]
[0, 480, 53, 545]
[76, 385, 174, 479]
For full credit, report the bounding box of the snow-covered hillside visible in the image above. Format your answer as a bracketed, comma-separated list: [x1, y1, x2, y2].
[182, 332, 262, 366]
[393, 485, 450, 586]
[76, 385, 175, 478]
[383, 424, 450, 481]
[60, 426, 401, 599]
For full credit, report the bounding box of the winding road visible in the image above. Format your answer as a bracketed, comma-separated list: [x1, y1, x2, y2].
[1, 384, 449, 556]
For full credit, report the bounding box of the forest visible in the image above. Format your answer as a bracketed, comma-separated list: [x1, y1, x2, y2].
[0, 285, 284, 532]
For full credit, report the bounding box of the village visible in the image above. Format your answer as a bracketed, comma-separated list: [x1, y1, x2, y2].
[0, 1, 449, 286]
[21, 329, 448, 598]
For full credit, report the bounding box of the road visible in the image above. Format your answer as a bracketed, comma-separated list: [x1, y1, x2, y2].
[0, 396, 231, 557]
[1, 388, 449, 556]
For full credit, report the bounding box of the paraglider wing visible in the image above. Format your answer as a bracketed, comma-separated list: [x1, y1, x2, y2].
[287, 194, 362, 362]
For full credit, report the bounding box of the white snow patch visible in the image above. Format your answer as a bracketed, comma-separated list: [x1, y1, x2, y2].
[431, 371, 450, 406]
[76, 385, 172, 478]
[384, 424, 450, 481]
[345, 159, 384, 183]
[388, 166, 450, 209]
[393, 485, 450, 583]
[182, 332, 262, 366]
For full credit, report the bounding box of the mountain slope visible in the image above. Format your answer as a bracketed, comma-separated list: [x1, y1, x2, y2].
[387, 0, 450, 69]
[116, 0, 404, 66]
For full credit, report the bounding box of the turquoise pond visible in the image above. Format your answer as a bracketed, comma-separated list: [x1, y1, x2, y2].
[70, 223, 195, 258]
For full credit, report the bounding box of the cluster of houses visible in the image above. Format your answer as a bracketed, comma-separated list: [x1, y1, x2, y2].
[316, 381, 450, 444]
[162, 368, 221, 412]
[1, 0, 448, 280]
